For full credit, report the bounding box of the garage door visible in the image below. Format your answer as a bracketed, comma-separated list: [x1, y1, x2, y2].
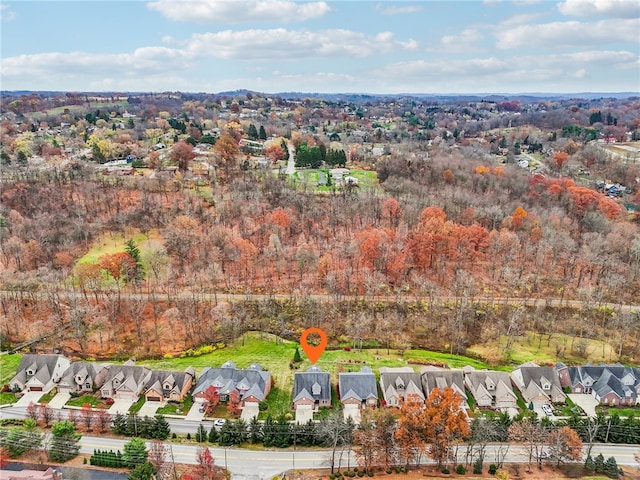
[29, 386, 43, 392]
[147, 396, 161, 402]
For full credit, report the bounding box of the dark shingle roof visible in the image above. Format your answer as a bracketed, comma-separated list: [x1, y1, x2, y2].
[293, 366, 331, 402]
[339, 368, 378, 403]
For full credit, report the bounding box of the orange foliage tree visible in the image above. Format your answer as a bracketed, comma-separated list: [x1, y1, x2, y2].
[423, 387, 470, 468]
[395, 397, 427, 466]
[547, 426, 583, 468]
[98, 251, 137, 282]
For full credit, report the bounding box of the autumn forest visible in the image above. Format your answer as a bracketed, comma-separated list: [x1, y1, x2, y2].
[1, 91, 639, 365]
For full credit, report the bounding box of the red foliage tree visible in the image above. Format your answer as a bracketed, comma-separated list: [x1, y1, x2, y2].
[227, 390, 241, 416]
[170, 141, 196, 171]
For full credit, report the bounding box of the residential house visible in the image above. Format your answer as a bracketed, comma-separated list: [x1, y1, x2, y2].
[9, 354, 70, 393]
[421, 367, 468, 408]
[338, 366, 378, 409]
[463, 367, 518, 410]
[57, 362, 107, 394]
[96, 360, 152, 401]
[292, 365, 331, 410]
[144, 367, 195, 403]
[511, 362, 565, 406]
[556, 363, 640, 406]
[379, 367, 424, 407]
[192, 361, 271, 407]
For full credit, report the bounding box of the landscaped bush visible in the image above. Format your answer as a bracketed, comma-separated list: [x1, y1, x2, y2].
[488, 464, 498, 474]
[473, 458, 483, 474]
[455, 465, 466, 474]
[441, 468, 450, 474]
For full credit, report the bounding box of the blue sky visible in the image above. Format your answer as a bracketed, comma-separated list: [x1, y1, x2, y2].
[1, 0, 638, 94]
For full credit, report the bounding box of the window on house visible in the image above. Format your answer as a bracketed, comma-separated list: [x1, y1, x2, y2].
[85, 383, 91, 389]
[542, 383, 550, 390]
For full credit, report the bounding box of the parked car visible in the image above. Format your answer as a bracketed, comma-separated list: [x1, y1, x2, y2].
[213, 419, 226, 428]
[541, 404, 553, 416]
[198, 404, 206, 413]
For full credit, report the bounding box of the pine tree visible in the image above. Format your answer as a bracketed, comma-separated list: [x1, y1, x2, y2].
[196, 423, 208, 442]
[293, 347, 301, 363]
[594, 453, 605, 473]
[153, 415, 171, 440]
[259, 125, 267, 140]
[125, 239, 145, 283]
[249, 416, 262, 444]
[603, 457, 618, 478]
[248, 124, 258, 140]
[584, 455, 595, 472]
[208, 424, 219, 443]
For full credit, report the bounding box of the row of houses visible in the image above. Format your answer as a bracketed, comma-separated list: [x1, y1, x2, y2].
[8, 355, 640, 421]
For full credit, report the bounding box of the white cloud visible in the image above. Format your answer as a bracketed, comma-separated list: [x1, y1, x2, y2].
[495, 18, 639, 49]
[186, 28, 418, 59]
[500, 12, 545, 26]
[368, 50, 637, 89]
[375, 3, 422, 16]
[557, 0, 640, 18]
[0, 4, 16, 22]
[1, 47, 194, 80]
[441, 29, 484, 49]
[147, 0, 331, 23]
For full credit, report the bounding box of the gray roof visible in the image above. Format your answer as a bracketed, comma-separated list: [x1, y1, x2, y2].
[193, 362, 270, 401]
[145, 368, 194, 395]
[421, 368, 466, 398]
[339, 368, 378, 403]
[293, 366, 331, 402]
[593, 369, 636, 400]
[517, 365, 563, 391]
[379, 367, 424, 403]
[10, 354, 69, 388]
[58, 362, 105, 389]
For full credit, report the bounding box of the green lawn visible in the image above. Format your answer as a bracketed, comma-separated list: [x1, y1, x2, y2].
[0, 393, 16, 405]
[129, 396, 146, 413]
[157, 396, 193, 415]
[66, 395, 100, 407]
[76, 230, 162, 267]
[600, 407, 640, 417]
[0, 354, 22, 385]
[468, 331, 616, 366]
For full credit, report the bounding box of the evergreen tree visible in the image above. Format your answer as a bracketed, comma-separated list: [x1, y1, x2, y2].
[208, 424, 219, 443]
[603, 457, 618, 478]
[196, 423, 208, 442]
[248, 124, 258, 140]
[248, 416, 262, 444]
[584, 455, 595, 472]
[123, 438, 149, 469]
[262, 415, 276, 447]
[259, 125, 267, 140]
[293, 347, 301, 363]
[218, 420, 234, 446]
[274, 415, 292, 448]
[125, 239, 145, 283]
[128, 461, 156, 480]
[49, 421, 81, 463]
[594, 453, 605, 473]
[153, 415, 171, 440]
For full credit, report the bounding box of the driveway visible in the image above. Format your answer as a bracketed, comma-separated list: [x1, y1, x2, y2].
[15, 391, 43, 407]
[108, 398, 134, 415]
[48, 392, 71, 409]
[241, 403, 259, 422]
[138, 400, 163, 417]
[343, 405, 361, 425]
[185, 402, 205, 421]
[568, 393, 599, 417]
[294, 405, 313, 424]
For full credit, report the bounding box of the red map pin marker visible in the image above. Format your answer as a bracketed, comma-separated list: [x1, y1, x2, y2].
[300, 327, 328, 364]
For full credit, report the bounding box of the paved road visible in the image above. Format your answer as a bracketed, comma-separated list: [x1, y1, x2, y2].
[2, 406, 639, 479]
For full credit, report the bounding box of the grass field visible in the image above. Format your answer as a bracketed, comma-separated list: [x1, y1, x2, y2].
[0, 393, 16, 405]
[0, 354, 22, 385]
[468, 331, 617, 366]
[76, 229, 163, 267]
